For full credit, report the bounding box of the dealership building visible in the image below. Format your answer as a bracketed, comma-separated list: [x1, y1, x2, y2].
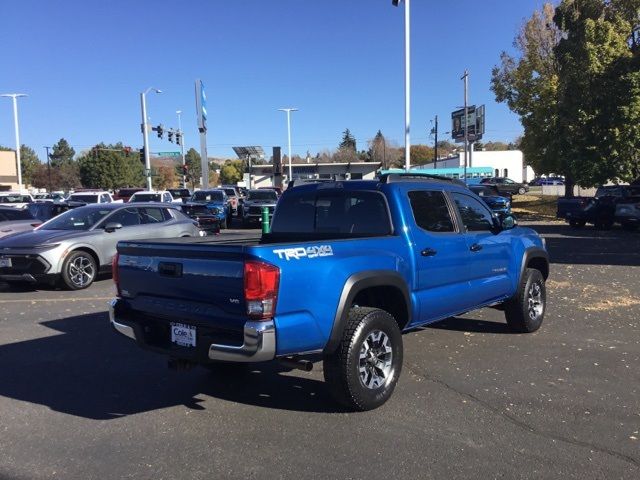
[0, 150, 19, 191]
[419, 150, 535, 183]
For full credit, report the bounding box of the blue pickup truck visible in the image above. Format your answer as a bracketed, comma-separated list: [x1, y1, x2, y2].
[110, 175, 549, 410]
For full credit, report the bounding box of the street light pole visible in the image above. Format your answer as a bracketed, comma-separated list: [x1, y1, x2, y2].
[1, 93, 27, 191]
[392, 0, 411, 171]
[176, 110, 186, 187]
[278, 108, 298, 184]
[140, 87, 161, 191]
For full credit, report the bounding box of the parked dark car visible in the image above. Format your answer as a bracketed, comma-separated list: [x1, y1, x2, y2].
[114, 188, 144, 202]
[468, 185, 512, 216]
[480, 177, 529, 195]
[180, 203, 221, 235]
[168, 188, 192, 203]
[558, 185, 640, 228]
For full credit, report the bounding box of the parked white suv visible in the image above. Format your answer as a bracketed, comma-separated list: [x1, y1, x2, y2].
[128, 190, 176, 203]
[68, 191, 121, 204]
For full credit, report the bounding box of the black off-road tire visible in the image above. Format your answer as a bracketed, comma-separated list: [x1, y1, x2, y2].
[504, 268, 546, 333]
[569, 219, 586, 228]
[594, 217, 613, 230]
[323, 307, 403, 411]
[61, 250, 97, 290]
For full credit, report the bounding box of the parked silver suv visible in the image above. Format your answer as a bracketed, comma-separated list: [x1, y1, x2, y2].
[0, 203, 199, 289]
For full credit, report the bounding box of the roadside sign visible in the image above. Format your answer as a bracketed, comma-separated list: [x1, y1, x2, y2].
[156, 152, 181, 157]
[451, 104, 485, 143]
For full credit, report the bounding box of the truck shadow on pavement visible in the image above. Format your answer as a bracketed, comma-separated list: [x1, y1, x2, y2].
[0, 313, 342, 418]
[525, 222, 640, 266]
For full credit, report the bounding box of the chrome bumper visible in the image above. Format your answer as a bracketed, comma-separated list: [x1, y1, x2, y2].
[208, 321, 275, 362]
[108, 299, 276, 362]
[109, 299, 137, 340]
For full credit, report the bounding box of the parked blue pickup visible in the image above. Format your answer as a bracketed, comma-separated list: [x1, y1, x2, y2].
[110, 174, 549, 410]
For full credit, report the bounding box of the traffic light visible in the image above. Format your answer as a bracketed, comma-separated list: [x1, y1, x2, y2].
[175, 133, 181, 146]
[168, 131, 174, 143]
[182, 165, 188, 175]
[139, 147, 146, 165]
[156, 124, 164, 139]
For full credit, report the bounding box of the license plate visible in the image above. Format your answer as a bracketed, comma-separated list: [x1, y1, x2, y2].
[0, 257, 11, 268]
[170, 323, 196, 347]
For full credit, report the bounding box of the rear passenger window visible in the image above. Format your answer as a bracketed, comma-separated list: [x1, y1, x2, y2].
[408, 191, 455, 233]
[451, 192, 494, 232]
[139, 207, 168, 224]
[107, 208, 141, 227]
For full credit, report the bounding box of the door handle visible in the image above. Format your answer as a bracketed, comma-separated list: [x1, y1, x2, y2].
[421, 248, 438, 257]
[470, 243, 483, 252]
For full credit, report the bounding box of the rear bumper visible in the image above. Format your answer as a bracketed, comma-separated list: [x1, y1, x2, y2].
[109, 298, 276, 362]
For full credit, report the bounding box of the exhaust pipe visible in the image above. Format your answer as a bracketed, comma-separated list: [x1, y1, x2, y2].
[278, 357, 313, 372]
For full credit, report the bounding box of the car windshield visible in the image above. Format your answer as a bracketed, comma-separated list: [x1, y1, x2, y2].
[40, 207, 111, 231]
[192, 191, 224, 202]
[131, 193, 161, 202]
[223, 189, 237, 197]
[69, 194, 98, 203]
[169, 189, 190, 198]
[247, 191, 277, 201]
[0, 195, 31, 203]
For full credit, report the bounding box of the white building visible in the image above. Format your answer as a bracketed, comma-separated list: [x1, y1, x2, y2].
[420, 150, 535, 183]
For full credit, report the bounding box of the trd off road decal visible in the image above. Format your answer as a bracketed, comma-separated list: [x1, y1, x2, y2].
[272, 245, 334, 261]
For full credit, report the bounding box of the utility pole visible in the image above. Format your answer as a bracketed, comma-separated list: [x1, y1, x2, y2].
[433, 115, 438, 169]
[462, 70, 469, 182]
[44, 146, 52, 192]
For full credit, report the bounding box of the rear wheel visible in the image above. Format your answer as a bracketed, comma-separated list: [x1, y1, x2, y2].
[61, 251, 97, 290]
[518, 187, 526, 195]
[594, 217, 613, 230]
[569, 219, 586, 228]
[323, 307, 403, 411]
[504, 268, 546, 333]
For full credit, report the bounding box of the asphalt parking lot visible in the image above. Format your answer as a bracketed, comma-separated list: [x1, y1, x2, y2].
[0, 222, 638, 480]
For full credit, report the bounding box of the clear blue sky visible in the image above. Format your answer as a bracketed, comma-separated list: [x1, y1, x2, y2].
[0, 0, 548, 161]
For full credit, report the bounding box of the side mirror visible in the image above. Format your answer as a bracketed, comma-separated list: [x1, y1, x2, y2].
[501, 215, 516, 230]
[104, 222, 123, 233]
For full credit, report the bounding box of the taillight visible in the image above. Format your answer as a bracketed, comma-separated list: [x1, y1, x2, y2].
[112, 252, 120, 296]
[244, 260, 280, 319]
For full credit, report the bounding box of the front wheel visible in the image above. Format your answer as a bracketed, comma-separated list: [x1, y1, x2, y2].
[504, 268, 546, 333]
[518, 187, 526, 195]
[61, 251, 97, 290]
[323, 307, 403, 411]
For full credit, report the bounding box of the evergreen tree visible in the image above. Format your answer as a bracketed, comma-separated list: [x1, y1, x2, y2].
[19, 145, 41, 186]
[50, 138, 75, 167]
[338, 129, 357, 151]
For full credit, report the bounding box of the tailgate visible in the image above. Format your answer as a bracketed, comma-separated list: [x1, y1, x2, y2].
[116, 240, 250, 333]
